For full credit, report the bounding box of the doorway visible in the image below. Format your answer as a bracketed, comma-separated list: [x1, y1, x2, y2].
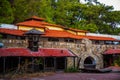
[56, 57, 65, 70]
[84, 56, 96, 69]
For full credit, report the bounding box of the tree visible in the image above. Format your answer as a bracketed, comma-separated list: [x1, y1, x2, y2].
[0, 0, 14, 23]
[78, 0, 120, 34]
[2, 0, 120, 34]
[13, 0, 54, 23]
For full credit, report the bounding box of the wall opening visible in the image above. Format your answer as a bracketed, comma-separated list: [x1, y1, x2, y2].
[84, 56, 96, 69]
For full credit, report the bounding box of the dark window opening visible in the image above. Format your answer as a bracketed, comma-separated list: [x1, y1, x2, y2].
[45, 57, 54, 67]
[48, 38, 59, 42]
[104, 41, 113, 45]
[56, 57, 65, 70]
[34, 41, 38, 46]
[64, 38, 75, 43]
[84, 57, 96, 69]
[84, 57, 93, 64]
[93, 40, 100, 44]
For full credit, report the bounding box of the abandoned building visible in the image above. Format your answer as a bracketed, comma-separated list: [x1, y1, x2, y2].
[0, 16, 120, 74]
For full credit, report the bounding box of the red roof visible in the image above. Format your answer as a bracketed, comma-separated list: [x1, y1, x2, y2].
[0, 28, 117, 41]
[16, 20, 46, 28]
[43, 30, 117, 41]
[0, 48, 76, 57]
[104, 49, 120, 54]
[16, 16, 65, 29]
[0, 28, 25, 36]
[43, 30, 80, 39]
[25, 16, 45, 21]
[0, 48, 33, 57]
[14, 16, 118, 41]
[86, 36, 116, 41]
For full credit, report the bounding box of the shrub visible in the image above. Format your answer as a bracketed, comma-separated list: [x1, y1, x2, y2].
[113, 56, 120, 66]
[64, 66, 79, 73]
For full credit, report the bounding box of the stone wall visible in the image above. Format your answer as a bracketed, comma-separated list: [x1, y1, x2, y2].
[39, 39, 120, 69]
[1, 39, 27, 48]
[1, 38, 120, 69]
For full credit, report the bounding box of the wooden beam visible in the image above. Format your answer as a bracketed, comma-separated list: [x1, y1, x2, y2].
[3, 57, 6, 76]
[65, 57, 67, 69]
[18, 57, 21, 71]
[73, 57, 75, 68]
[32, 57, 34, 72]
[43, 57, 45, 72]
[54, 57, 56, 71]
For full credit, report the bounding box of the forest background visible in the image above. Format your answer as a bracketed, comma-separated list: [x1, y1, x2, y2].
[0, 0, 120, 35]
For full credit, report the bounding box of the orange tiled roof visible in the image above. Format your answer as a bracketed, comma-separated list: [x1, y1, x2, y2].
[0, 28, 117, 41]
[16, 16, 65, 29]
[25, 16, 45, 21]
[17, 16, 88, 32]
[86, 35, 116, 41]
[43, 30, 83, 39]
[0, 28, 25, 36]
[16, 20, 47, 28]
[43, 30, 117, 41]
[16, 19, 65, 29]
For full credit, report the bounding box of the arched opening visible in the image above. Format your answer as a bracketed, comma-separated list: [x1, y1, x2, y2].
[84, 56, 96, 69]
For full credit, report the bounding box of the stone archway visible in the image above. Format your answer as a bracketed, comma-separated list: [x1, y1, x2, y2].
[79, 54, 100, 69]
[79, 38, 103, 69]
[84, 56, 96, 69]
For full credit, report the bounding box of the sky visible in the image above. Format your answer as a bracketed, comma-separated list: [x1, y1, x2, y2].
[81, 0, 120, 11]
[97, 0, 120, 11]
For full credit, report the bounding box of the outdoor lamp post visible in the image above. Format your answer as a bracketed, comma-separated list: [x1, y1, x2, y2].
[24, 28, 44, 51]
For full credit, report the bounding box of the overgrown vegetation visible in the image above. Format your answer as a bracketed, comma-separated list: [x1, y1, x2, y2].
[0, 72, 55, 79]
[0, 0, 120, 34]
[113, 56, 120, 66]
[64, 66, 79, 73]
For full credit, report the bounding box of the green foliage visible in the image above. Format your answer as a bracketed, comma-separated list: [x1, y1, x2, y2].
[64, 66, 79, 73]
[13, 0, 54, 23]
[113, 56, 120, 66]
[0, 0, 14, 23]
[0, 34, 2, 39]
[79, 22, 98, 32]
[34, 58, 43, 65]
[1, 0, 120, 34]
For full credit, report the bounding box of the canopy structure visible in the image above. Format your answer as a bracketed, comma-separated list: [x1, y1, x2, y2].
[0, 48, 76, 57]
[103, 49, 120, 55]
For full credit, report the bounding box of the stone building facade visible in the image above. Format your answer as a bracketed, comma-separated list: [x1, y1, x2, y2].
[1, 37, 120, 69]
[0, 16, 120, 70]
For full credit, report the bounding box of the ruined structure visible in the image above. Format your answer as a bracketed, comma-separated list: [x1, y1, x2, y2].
[0, 16, 120, 72]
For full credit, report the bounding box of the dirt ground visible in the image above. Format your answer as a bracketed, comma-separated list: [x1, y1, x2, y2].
[16, 72, 120, 80]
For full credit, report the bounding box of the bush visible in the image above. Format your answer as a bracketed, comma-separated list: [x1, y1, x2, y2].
[64, 66, 79, 73]
[113, 56, 120, 66]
